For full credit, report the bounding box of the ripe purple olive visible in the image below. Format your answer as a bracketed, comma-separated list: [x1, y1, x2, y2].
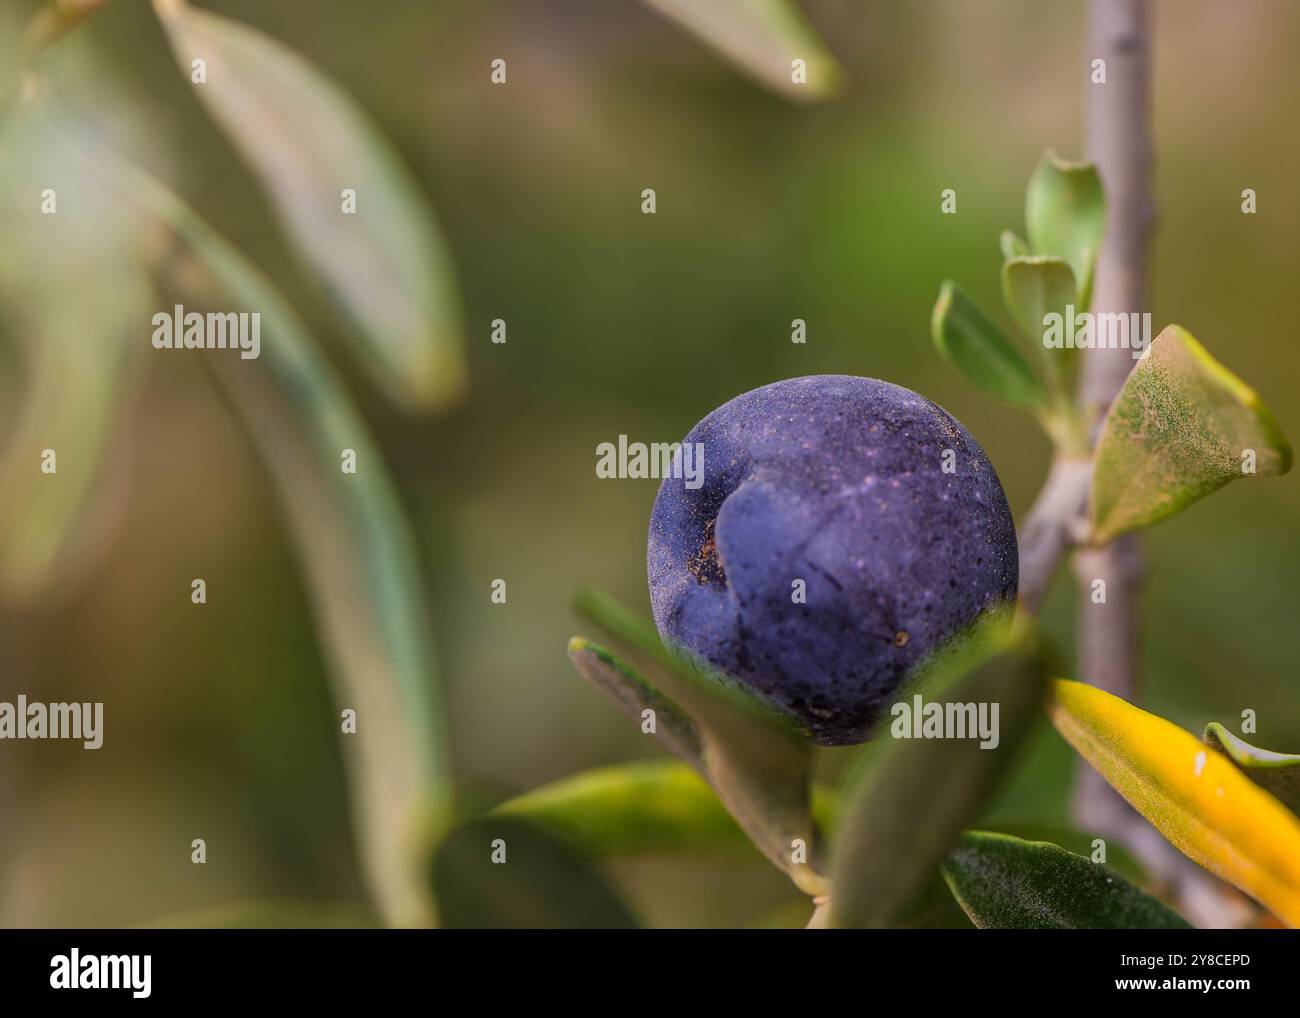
[647, 375, 1018, 745]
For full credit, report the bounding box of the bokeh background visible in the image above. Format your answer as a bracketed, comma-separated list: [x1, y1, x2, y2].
[1, 0, 1297, 927]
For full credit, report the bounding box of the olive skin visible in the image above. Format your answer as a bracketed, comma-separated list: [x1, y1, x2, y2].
[647, 375, 1018, 746]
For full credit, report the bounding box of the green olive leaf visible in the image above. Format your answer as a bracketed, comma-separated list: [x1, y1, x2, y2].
[154, 0, 465, 412]
[641, 0, 842, 101]
[931, 281, 1048, 411]
[1001, 255, 1078, 397]
[942, 830, 1191, 929]
[1024, 151, 1104, 308]
[432, 815, 640, 929]
[1204, 723, 1300, 816]
[1089, 325, 1292, 543]
[104, 159, 450, 928]
[828, 619, 1049, 928]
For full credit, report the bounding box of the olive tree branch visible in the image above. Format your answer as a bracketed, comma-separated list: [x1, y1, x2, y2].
[1073, 0, 1155, 872]
[1013, 0, 1250, 928]
[1068, 0, 1250, 928]
[1016, 455, 1091, 613]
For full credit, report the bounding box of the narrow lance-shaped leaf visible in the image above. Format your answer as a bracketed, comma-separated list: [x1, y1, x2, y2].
[942, 830, 1190, 929]
[495, 757, 840, 858]
[1001, 255, 1078, 398]
[641, 0, 841, 101]
[153, 0, 466, 412]
[103, 159, 450, 927]
[496, 759, 750, 857]
[571, 590, 825, 895]
[574, 585, 800, 733]
[829, 619, 1049, 928]
[1024, 152, 1104, 308]
[567, 638, 704, 768]
[932, 281, 1048, 411]
[1089, 325, 1292, 543]
[568, 633, 824, 894]
[1204, 723, 1300, 816]
[1048, 679, 1300, 927]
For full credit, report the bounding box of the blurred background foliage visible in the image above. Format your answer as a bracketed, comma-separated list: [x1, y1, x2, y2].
[0, 0, 1297, 927]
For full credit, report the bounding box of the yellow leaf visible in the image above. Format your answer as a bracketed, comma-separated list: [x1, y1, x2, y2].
[1047, 679, 1300, 927]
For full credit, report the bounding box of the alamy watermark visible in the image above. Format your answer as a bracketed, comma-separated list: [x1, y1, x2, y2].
[50, 949, 150, 998]
[1043, 305, 1151, 360]
[596, 435, 704, 490]
[152, 304, 261, 360]
[0, 695, 103, 749]
[890, 694, 1000, 749]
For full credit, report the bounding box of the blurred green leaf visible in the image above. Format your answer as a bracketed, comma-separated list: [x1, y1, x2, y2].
[931, 281, 1047, 410]
[1204, 723, 1300, 816]
[496, 757, 840, 858]
[105, 160, 449, 927]
[154, 0, 465, 412]
[689, 711, 822, 897]
[571, 590, 826, 894]
[828, 620, 1049, 928]
[1048, 679, 1300, 928]
[0, 273, 145, 602]
[432, 816, 640, 929]
[0, 106, 150, 602]
[1090, 325, 1292, 543]
[811, 876, 976, 929]
[642, 0, 841, 101]
[999, 229, 1029, 260]
[892, 871, 977, 929]
[942, 831, 1190, 929]
[1024, 151, 1104, 308]
[1001, 255, 1077, 390]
